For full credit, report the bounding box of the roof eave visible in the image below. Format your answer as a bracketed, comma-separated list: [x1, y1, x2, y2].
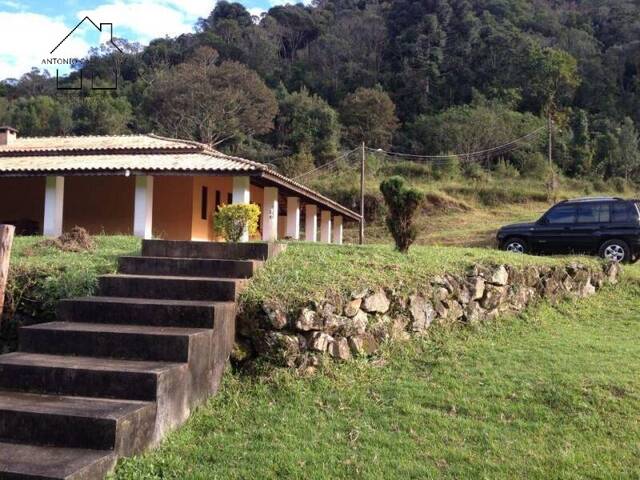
[256, 170, 361, 222]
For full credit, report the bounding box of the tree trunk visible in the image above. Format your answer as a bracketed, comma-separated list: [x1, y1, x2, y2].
[0, 224, 15, 322]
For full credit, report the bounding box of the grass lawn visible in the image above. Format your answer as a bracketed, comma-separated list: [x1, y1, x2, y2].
[1, 236, 140, 352]
[241, 243, 598, 313]
[8, 235, 140, 316]
[114, 273, 640, 479]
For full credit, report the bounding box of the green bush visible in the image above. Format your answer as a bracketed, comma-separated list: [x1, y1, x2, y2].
[380, 176, 424, 253]
[382, 161, 432, 179]
[520, 152, 549, 180]
[432, 155, 461, 180]
[462, 161, 488, 181]
[592, 178, 608, 192]
[278, 150, 315, 178]
[214, 204, 261, 242]
[494, 159, 520, 178]
[610, 177, 627, 194]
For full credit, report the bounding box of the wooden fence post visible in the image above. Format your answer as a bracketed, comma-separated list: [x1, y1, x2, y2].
[0, 225, 15, 321]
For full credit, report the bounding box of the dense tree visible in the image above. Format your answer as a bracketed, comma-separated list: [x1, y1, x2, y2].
[72, 92, 132, 135]
[1, 0, 639, 182]
[274, 87, 341, 163]
[340, 87, 399, 148]
[615, 118, 640, 181]
[147, 47, 277, 146]
[408, 96, 544, 160]
[569, 109, 594, 176]
[6, 96, 72, 136]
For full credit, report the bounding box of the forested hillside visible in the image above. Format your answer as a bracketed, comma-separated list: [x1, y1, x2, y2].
[1, 0, 639, 184]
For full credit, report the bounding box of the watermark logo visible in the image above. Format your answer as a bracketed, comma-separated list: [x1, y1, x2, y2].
[43, 16, 122, 90]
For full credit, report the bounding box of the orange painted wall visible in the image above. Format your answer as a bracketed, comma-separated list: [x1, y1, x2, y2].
[0, 174, 268, 241]
[153, 176, 194, 240]
[63, 176, 135, 234]
[0, 177, 45, 229]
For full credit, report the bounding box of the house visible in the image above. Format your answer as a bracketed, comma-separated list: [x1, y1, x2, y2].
[0, 127, 360, 242]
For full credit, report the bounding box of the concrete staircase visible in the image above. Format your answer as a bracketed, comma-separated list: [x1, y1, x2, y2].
[0, 240, 283, 480]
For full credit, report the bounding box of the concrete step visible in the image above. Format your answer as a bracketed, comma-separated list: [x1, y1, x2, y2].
[98, 274, 247, 302]
[58, 296, 236, 329]
[0, 391, 155, 455]
[19, 322, 211, 363]
[0, 352, 185, 402]
[0, 442, 116, 480]
[119, 256, 262, 279]
[142, 239, 286, 261]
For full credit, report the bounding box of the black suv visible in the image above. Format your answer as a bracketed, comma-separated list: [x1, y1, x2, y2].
[497, 197, 640, 262]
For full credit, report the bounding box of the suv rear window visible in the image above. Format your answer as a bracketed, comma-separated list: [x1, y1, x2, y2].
[577, 204, 610, 223]
[611, 203, 633, 222]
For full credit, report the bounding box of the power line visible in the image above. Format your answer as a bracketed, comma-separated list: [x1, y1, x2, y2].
[367, 126, 545, 161]
[292, 146, 360, 180]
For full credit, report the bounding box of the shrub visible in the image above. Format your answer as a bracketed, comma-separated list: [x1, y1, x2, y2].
[520, 152, 549, 180]
[462, 162, 488, 181]
[381, 162, 432, 179]
[592, 178, 608, 192]
[214, 204, 261, 242]
[432, 155, 460, 180]
[610, 177, 627, 193]
[278, 150, 315, 178]
[493, 159, 520, 178]
[380, 176, 424, 253]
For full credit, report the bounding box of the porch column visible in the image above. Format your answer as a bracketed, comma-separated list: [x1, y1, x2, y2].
[133, 176, 154, 239]
[305, 204, 317, 242]
[332, 215, 343, 245]
[232, 176, 251, 242]
[262, 187, 279, 242]
[286, 197, 300, 240]
[320, 210, 332, 243]
[43, 176, 64, 237]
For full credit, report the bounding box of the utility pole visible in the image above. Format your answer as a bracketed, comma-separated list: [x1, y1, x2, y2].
[547, 109, 556, 203]
[359, 142, 365, 245]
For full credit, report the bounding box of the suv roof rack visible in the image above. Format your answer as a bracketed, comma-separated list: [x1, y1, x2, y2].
[560, 196, 625, 203]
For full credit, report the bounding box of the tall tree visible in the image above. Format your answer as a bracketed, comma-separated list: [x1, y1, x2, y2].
[148, 47, 278, 146]
[340, 87, 399, 148]
[274, 87, 341, 163]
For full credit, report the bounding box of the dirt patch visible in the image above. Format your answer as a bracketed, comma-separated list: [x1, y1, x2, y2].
[40, 226, 95, 252]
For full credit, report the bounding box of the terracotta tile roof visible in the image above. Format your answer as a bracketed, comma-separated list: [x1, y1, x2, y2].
[0, 134, 200, 154]
[0, 152, 255, 173]
[0, 134, 361, 221]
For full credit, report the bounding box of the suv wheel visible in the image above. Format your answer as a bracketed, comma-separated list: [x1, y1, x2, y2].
[503, 237, 527, 254]
[599, 239, 630, 263]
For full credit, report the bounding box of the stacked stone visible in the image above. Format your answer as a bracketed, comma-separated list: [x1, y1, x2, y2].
[237, 262, 620, 366]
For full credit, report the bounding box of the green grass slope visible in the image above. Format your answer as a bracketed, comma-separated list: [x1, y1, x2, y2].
[114, 274, 640, 479]
[241, 243, 598, 313]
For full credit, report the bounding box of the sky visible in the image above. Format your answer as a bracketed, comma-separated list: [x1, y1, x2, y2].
[0, 0, 309, 80]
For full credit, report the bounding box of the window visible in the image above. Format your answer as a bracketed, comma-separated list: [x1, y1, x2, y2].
[215, 190, 221, 212]
[611, 203, 631, 222]
[227, 192, 233, 205]
[200, 186, 208, 220]
[577, 204, 609, 223]
[546, 205, 577, 224]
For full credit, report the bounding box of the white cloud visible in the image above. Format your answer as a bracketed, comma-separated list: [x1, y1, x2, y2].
[77, 0, 219, 44]
[77, 1, 198, 43]
[0, 11, 90, 80]
[0, 0, 218, 80]
[247, 7, 266, 18]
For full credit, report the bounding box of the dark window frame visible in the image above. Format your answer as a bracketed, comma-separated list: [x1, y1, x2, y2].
[200, 186, 209, 221]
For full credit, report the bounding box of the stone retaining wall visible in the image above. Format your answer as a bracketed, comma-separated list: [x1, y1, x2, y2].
[237, 262, 620, 367]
